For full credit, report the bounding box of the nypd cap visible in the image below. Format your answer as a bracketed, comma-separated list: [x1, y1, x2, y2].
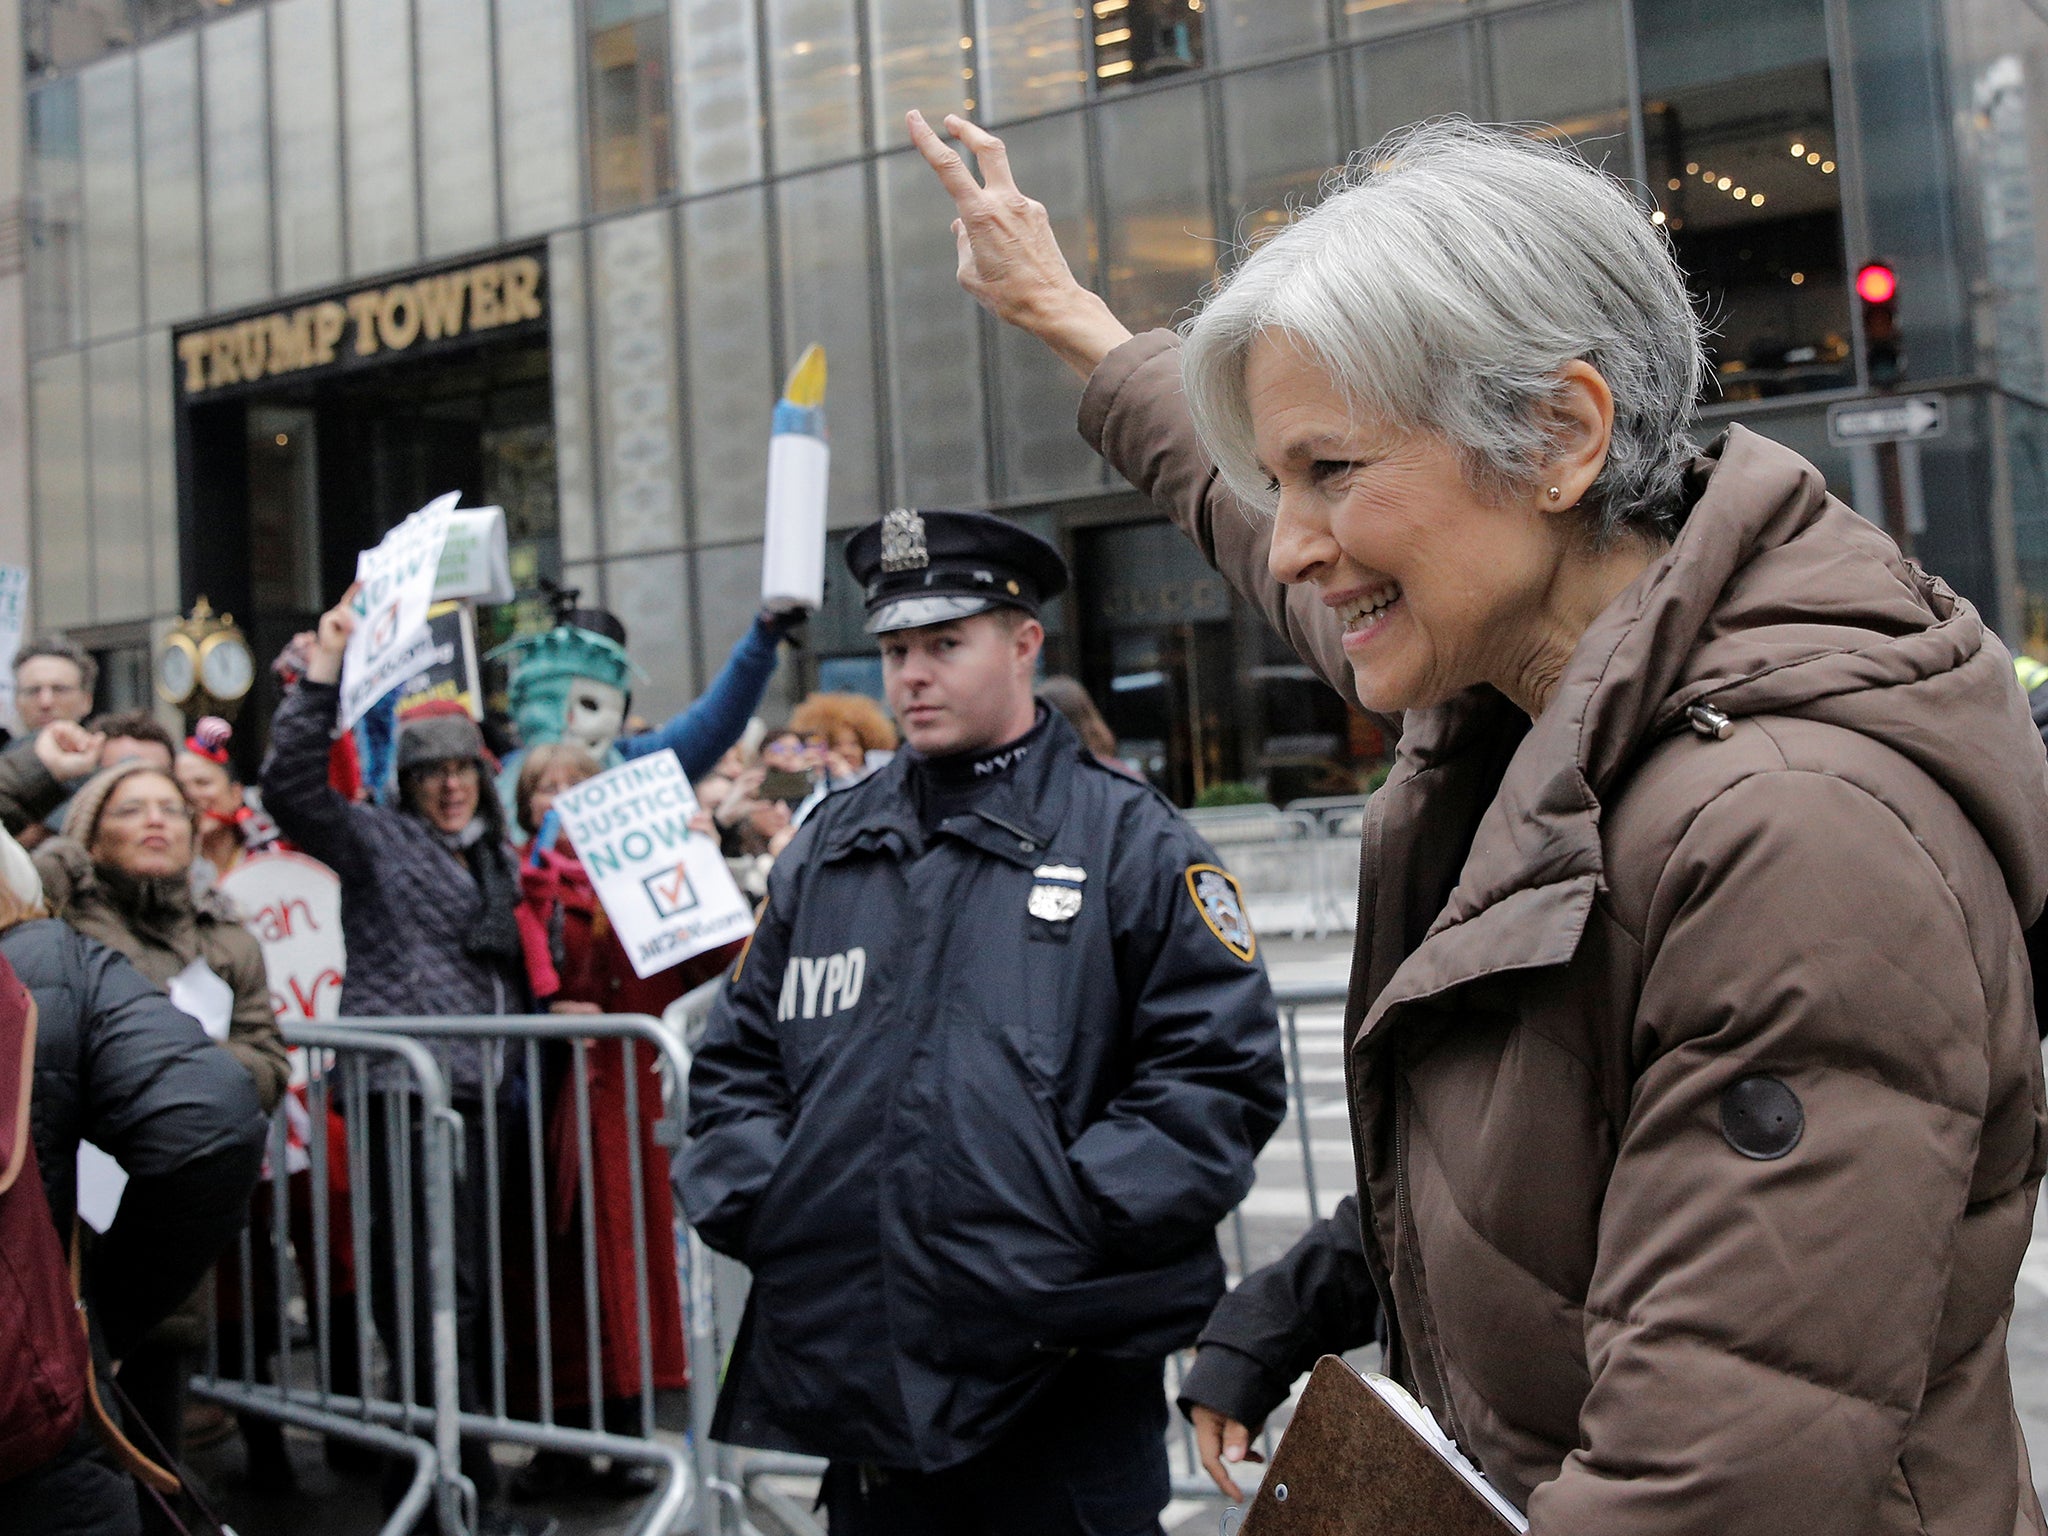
[846, 508, 1069, 635]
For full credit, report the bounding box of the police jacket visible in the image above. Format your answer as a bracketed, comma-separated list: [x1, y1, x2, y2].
[678, 708, 1286, 1470]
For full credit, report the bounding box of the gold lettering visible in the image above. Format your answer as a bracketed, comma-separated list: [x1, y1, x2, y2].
[208, 330, 241, 387]
[468, 262, 503, 329]
[346, 290, 382, 355]
[266, 309, 314, 374]
[310, 301, 347, 364]
[232, 320, 270, 382]
[415, 272, 469, 341]
[177, 332, 211, 393]
[378, 283, 421, 350]
[501, 256, 542, 323]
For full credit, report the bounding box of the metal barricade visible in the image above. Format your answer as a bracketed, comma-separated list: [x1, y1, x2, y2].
[1185, 806, 1330, 939]
[192, 1024, 469, 1535]
[667, 979, 1355, 1531]
[194, 1014, 698, 1535]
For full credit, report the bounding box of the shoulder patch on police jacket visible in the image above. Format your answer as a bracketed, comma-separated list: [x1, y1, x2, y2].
[1186, 863, 1257, 963]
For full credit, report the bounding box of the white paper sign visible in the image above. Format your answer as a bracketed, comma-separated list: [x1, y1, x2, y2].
[338, 492, 459, 732]
[168, 956, 234, 1042]
[76, 1140, 127, 1234]
[551, 750, 754, 978]
[432, 506, 515, 605]
[761, 434, 829, 613]
[219, 850, 346, 1025]
[0, 566, 29, 729]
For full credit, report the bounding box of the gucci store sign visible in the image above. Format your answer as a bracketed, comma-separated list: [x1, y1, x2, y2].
[175, 251, 546, 397]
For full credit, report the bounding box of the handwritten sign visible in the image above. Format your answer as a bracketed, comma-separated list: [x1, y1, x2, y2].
[338, 492, 457, 731]
[550, 750, 754, 978]
[218, 851, 346, 1025]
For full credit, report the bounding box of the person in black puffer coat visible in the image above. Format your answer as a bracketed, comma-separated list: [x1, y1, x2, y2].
[259, 597, 547, 1536]
[0, 826, 266, 1536]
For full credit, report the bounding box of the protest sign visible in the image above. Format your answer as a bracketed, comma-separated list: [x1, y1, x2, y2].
[219, 850, 346, 1024]
[338, 492, 457, 731]
[394, 601, 484, 719]
[550, 750, 754, 978]
[0, 567, 27, 727]
[433, 506, 515, 605]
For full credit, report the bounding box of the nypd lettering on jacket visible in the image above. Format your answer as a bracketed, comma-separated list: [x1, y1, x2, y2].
[776, 947, 867, 1020]
[678, 707, 1287, 1473]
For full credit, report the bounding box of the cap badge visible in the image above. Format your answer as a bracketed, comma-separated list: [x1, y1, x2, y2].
[880, 508, 929, 573]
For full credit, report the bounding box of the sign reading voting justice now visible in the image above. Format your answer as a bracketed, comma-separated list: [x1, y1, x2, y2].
[551, 750, 754, 978]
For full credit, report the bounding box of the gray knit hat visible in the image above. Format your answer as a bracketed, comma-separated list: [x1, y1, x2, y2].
[395, 708, 488, 778]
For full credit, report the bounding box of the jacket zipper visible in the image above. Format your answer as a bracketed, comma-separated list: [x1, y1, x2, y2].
[1393, 1073, 1471, 1451]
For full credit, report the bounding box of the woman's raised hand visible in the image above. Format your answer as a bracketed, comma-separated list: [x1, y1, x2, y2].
[907, 109, 1134, 379]
[306, 583, 361, 685]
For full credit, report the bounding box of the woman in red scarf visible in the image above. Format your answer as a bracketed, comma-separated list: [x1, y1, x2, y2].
[507, 743, 734, 1496]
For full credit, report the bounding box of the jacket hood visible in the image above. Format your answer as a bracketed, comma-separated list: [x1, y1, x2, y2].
[1370, 425, 2048, 1028]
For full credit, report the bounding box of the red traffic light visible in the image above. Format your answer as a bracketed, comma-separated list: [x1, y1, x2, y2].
[1855, 262, 1898, 305]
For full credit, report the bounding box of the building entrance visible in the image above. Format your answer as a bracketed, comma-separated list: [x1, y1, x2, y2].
[178, 276, 555, 754]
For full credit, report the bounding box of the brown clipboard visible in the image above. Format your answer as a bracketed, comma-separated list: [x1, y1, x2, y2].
[1236, 1357, 1521, 1536]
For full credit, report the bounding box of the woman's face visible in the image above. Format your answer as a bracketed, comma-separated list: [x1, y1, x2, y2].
[410, 759, 482, 836]
[1249, 333, 1572, 716]
[174, 752, 238, 817]
[93, 771, 194, 879]
[528, 758, 594, 834]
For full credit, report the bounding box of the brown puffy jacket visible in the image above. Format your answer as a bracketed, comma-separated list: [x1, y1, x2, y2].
[1084, 330, 2048, 1535]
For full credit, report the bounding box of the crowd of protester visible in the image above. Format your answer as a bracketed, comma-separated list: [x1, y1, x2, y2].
[0, 601, 1133, 1535]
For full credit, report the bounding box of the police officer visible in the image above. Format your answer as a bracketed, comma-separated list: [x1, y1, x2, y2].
[678, 508, 1287, 1536]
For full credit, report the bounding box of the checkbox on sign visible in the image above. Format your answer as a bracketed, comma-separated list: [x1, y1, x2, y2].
[643, 861, 700, 919]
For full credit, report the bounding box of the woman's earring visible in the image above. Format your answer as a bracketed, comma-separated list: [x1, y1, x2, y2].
[1546, 486, 1563, 502]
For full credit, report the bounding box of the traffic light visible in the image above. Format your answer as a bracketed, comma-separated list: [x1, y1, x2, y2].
[1856, 260, 1903, 386]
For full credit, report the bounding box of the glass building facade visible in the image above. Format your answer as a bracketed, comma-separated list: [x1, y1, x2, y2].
[16, 0, 2048, 802]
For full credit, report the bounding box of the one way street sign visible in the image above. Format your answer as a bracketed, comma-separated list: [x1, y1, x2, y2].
[1827, 394, 1947, 447]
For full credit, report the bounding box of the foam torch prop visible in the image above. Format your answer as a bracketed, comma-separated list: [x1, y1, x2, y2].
[760, 344, 829, 615]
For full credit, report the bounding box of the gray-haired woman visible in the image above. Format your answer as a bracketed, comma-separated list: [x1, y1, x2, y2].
[917, 113, 2048, 1535]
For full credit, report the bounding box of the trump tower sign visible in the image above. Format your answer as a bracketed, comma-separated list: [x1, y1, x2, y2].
[549, 750, 755, 978]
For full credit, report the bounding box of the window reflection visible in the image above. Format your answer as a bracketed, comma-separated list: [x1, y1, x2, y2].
[872, 0, 973, 145]
[1352, 22, 1474, 145]
[589, 0, 676, 213]
[985, 112, 1102, 498]
[1223, 56, 1338, 229]
[768, 0, 862, 173]
[1207, 0, 1323, 68]
[1343, 0, 1465, 41]
[974, 0, 1084, 121]
[26, 0, 134, 75]
[1487, 0, 1629, 147]
[879, 151, 988, 506]
[1091, 0, 1204, 87]
[1638, 0, 1851, 399]
[776, 167, 881, 526]
[28, 80, 83, 355]
[681, 191, 775, 543]
[1099, 83, 1215, 333]
[674, 0, 763, 192]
